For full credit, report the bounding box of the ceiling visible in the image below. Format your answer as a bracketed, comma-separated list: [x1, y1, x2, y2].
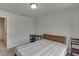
[0, 3, 79, 19]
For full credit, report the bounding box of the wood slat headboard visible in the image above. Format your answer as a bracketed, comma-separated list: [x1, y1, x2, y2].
[43, 34, 66, 44]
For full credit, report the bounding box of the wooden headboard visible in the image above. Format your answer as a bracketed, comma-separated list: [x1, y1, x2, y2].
[43, 34, 66, 44]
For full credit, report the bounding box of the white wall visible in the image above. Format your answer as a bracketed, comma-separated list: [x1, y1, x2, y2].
[0, 10, 34, 49]
[35, 8, 79, 49]
[0, 7, 79, 49]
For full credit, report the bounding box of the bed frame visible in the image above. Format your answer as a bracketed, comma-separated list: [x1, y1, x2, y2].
[43, 34, 66, 44]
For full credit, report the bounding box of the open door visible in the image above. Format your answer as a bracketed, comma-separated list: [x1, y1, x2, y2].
[0, 17, 7, 48]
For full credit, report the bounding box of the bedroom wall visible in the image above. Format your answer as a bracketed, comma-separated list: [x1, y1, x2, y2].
[0, 10, 34, 49]
[35, 8, 79, 49]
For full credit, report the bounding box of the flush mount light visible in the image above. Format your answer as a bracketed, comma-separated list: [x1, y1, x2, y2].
[30, 3, 38, 9]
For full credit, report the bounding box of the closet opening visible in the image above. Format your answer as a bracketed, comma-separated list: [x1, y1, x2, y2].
[0, 17, 7, 48]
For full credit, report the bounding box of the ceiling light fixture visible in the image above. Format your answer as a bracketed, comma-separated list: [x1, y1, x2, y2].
[30, 3, 38, 9]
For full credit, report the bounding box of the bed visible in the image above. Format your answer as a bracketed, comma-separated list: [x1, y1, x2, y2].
[15, 34, 67, 56]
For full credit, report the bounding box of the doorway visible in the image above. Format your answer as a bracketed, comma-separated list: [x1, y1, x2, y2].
[0, 17, 6, 48]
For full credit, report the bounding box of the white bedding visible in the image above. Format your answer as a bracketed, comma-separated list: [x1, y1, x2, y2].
[15, 39, 67, 56]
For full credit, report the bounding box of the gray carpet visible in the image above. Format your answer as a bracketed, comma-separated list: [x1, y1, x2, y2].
[0, 48, 15, 56]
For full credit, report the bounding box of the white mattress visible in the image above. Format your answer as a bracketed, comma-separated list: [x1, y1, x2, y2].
[15, 39, 67, 56]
